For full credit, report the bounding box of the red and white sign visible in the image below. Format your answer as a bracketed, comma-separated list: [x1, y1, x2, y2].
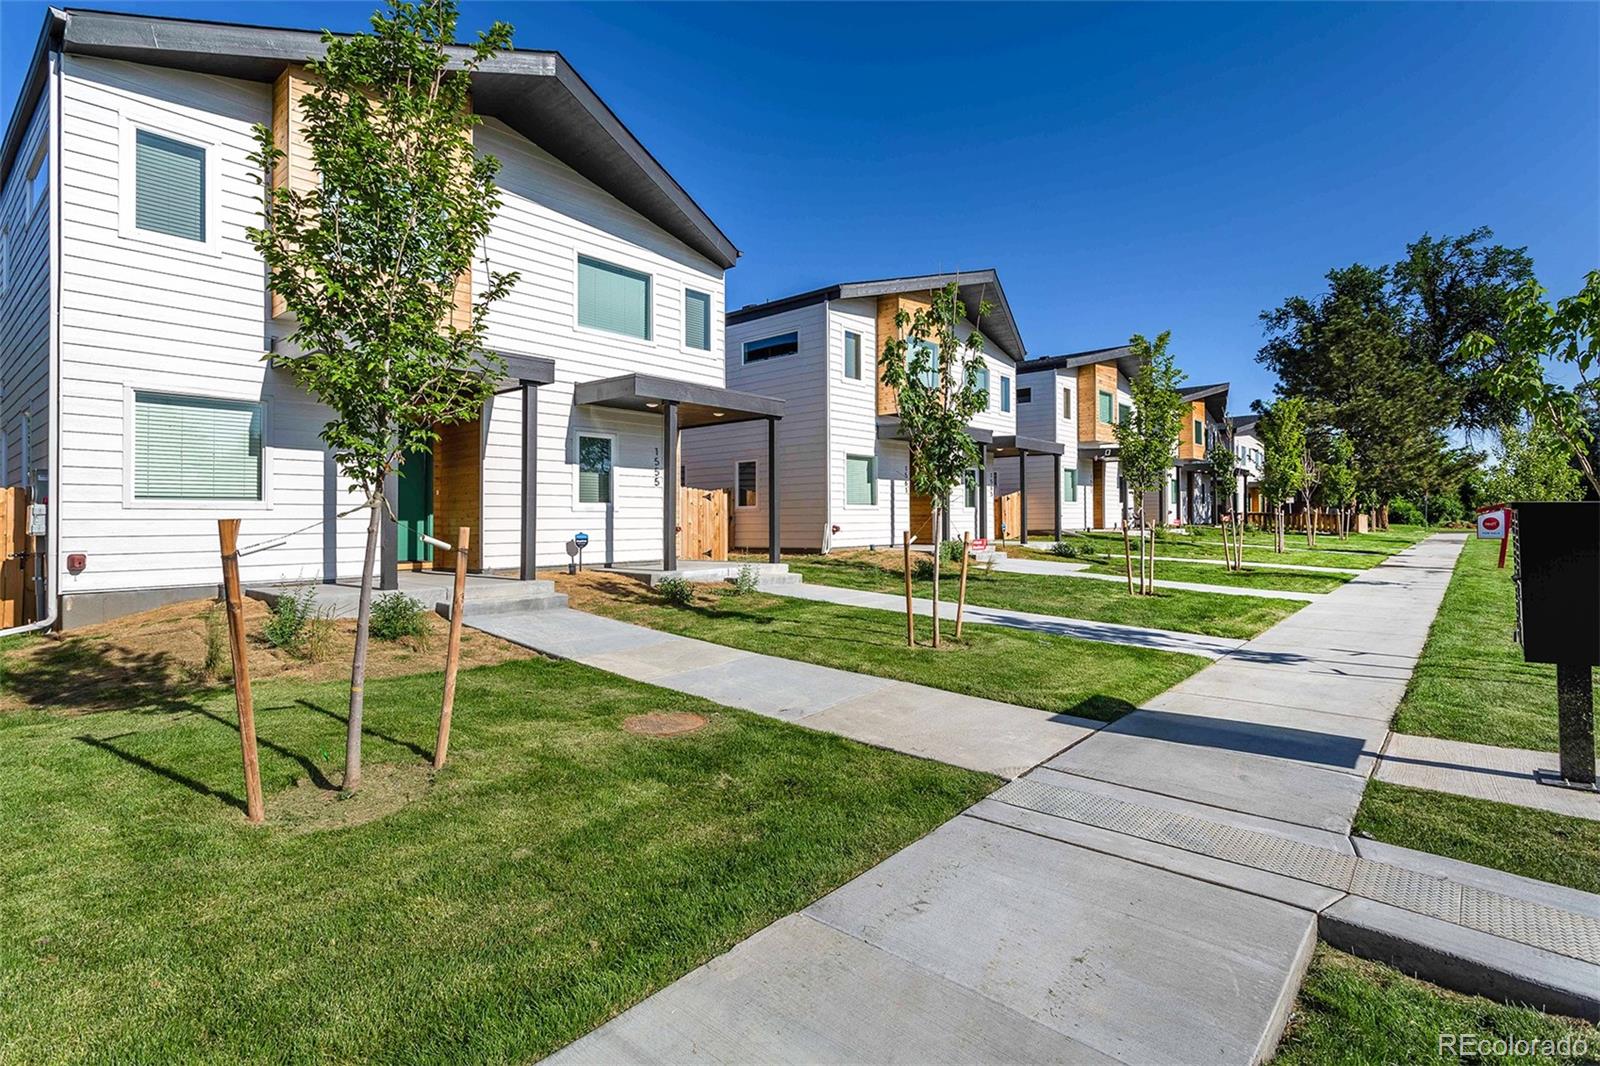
[1476, 510, 1507, 539]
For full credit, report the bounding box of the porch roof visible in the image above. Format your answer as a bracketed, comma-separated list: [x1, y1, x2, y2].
[991, 434, 1065, 458]
[874, 415, 994, 446]
[491, 351, 556, 391]
[575, 373, 784, 429]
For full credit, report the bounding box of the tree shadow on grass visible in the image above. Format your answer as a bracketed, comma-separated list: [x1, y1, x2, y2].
[75, 732, 248, 814]
[293, 698, 431, 761]
[3, 637, 210, 716]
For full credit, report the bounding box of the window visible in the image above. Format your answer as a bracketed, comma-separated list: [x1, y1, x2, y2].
[736, 460, 758, 508]
[964, 469, 978, 508]
[744, 331, 798, 364]
[1118, 402, 1132, 426]
[1098, 391, 1114, 423]
[908, 340, 940, 388]
[135, 129, 206, 242]
[845, 454, 877, 506]
[1000, 377, 1011, 413]
[134, 392, 262, 500]
[1194, 420, 1204, 446]
[843, 331, 861, 379]
[1017, 387, 1033, 405]
[1064, 468, 1078, 502]
[684, 289, 711, 351]
[578, 256, 652, 340]
[1062, 386, 1072, 414]
[972, 364, 990, 408]
[27, 141, 47, 212]
[577, 435, 613, 504]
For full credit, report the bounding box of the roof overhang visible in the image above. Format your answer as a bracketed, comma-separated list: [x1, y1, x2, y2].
[1181, 383, 1230, 422]
[2, 9, 737, 268]
[576, 373, 783, 429]
[490, 351, 556, 392]
[731, 269, 1027, 364]
[875, 415, 994, 446]
[990, 434, 1065, 459]
[1019, 345, 1143, 384]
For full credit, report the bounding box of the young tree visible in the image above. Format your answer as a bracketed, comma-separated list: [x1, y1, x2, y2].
[1257, 397, 1307, 553]
[879, 281, 993, 647]
[1114, 332, 1187, 593]
[248, 0, 517, 790]
[1319, 434, 1358, 539]
[1298, 427, 1323, 547]
[1207, 417, 1241, 569]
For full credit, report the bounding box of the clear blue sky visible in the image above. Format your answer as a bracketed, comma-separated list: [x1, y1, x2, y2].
[4, 1, 1596, 409]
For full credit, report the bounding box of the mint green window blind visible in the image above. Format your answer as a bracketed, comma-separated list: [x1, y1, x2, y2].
[845, 454, 877, 506]
[844, 331, 861, 379]
[1001, 376, 1011, 413]
[1119, 402, 1132, 426]
[578, 435, 612, 504]
[578, 256, 651, 339]
[972, 365, 990, 408]
[1064, 468, 1078, 502]
[684, 289, 711, 350]
[135, 130, 206, 242]
[908, 341, 940, 389]
[134, 393, 261, 499]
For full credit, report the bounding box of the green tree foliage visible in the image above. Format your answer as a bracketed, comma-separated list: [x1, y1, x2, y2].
[1477, 420, 1585, 504]
[1114, 332, 1186, 592]
[1207, 416, 1245, 567]
[879, 281, 993, 642]
[1320, 435, 1357, 538]
[1257, 396, 1306, 552]
[247, 0, 516, 790]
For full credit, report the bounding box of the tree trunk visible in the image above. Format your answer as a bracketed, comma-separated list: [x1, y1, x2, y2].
[931, 505, 941, 650]
[344, 495, 383, 792]
[1121, 503, 1134, 595]
[1219, 511, 1231, 573]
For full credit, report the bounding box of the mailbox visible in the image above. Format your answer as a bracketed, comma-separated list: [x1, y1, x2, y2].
[1511, 501, 1600, 667]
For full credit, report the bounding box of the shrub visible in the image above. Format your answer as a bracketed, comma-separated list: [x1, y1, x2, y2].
[912, 555, 938, 581]
[657, 577, 695, 606]
[940, 539, 967, 563]
[301, 606, 338, 662]
[731, 565, 760, 595]
[262, 586, 317, 652]
[1387, 497, 1424, 526]
[1048, 541, 1079, 558]
[369, 593, 429, 642]
[1431, 496, 1466, 526]
[200, 602, 230, 680]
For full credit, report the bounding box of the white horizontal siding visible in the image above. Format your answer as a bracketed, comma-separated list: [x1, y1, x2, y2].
[1, 90, 51, 491]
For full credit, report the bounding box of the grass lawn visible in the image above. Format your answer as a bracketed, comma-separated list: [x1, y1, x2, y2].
[0, 616, 994, 1062]
[557, 571, 1208, 721]
[1011, 546, 1349, 594]
[1274, 944, 1594, 1064]
[777, 551, 1302, 639]
[1068, 525, 1428, 571]
[1355, 781, 1600, 896]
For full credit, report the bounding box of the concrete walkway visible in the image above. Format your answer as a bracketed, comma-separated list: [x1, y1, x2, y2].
[993, 556, 1323, 601]
[466, 607, 1099, 779]
[545, 534, 1600, 1063]
[1021, 544, 1365, 576]
[1377, 733, 1600, 821]
[767, 580, 1244, 659]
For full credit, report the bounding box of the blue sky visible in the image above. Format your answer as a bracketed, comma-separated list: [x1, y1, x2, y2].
[4, 1, 1596, 409]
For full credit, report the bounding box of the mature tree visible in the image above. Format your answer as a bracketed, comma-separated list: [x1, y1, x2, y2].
[1257, 397, 1306, 553]
[1477, 420, 1585, 504]
[248, 0, 516, 790]
[1465, 271, 1600, 497]
[1115, 332, 1186, 593]
[879, 281, 993, 646]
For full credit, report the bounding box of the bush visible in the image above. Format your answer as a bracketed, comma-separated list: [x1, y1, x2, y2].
[940, 539, 967, 563]
[1431, 496, 1466, 526]
[1387, 497, 1424, 526]
[262, 586, 317, 651]
[731, 565, 760, 595]
[1048, 541, 1079, 558]
[200, 602, 230, 680]
[657, 577, 695, 606]
[301, 607, 338, 662]
[912, 555, 937, 581]
[369, 593, 429, 642]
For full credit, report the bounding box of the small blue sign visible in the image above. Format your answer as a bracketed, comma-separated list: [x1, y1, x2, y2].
[574, 532, 590, 547]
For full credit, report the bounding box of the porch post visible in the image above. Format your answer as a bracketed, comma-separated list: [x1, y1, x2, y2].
[767, 417, 780, 563]
[1052, 455, 1062, 542]
[977, 443, 989, 540]
[1018, 452, 1029, 545]
[381, 465, 399, 590]
[519, 383, 538, 580]
[663, 401, 679, 571]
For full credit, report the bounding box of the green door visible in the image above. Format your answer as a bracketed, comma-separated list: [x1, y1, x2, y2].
[397, 448, 434, 564]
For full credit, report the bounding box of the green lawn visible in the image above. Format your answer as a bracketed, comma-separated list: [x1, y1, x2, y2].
[782, 554, 1301, 639]
[1011, 546, 1349, 594]
[1067, 525, 1428, 571]
[0, 653, 994, 1063]
[564, 578, 1207, 721]
[1274, 945, 1595, 1064]
[1393, 534, 1595, 752]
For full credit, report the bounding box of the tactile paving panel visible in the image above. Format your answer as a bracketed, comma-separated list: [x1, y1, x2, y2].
[992, 777, 1600, 966]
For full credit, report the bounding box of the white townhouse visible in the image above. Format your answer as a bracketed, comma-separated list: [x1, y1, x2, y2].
[681, 271, 1029, 551]
[0, 9, 782, 629]
[1231, 412, 1265, 515]
[1170, 382, 1231, 526]
[997, 345, 1141, 534]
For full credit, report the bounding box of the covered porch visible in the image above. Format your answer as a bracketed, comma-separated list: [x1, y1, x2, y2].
[992, 434, 1067, 544]
[876, 417, 995, 544]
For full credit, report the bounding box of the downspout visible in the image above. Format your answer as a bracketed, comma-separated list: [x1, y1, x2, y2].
[3, 38, 63, 637]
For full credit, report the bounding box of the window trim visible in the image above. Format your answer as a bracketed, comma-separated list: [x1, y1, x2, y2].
[842, 452, 878, 508]
[1098, 390, 1114, 424]
[734, 458, 758, 510]
[682, 287, 712, 352]
[122, 386, 272, 509]
[573, 430, 617, 509]
[1016, 386, 1032, 405]
[117, 111, 221, 257]
[1062, 386, 1073, 417]
[1000, 376, 1011, 413]
[842, 329, 862, 381]
[1063, 466, 1078, 503]
[743, 330, 800, 365]
[1194, 419, 1204, 446]
[574, 252, 654, 342]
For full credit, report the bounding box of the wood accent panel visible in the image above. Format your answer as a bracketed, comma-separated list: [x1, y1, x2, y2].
[676, 486, 730, 561]
[1177, 400, 1207, 461]
[875, 293, 933, 416]
[0, 487, 28, 627]
[432, 418, 482, 571]
[995, 491, 1021, 541]
[1077, 363, 1119, 443]
[909, 492, 936, 544]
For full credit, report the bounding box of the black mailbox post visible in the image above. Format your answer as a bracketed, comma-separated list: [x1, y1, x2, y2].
[1511, 501, 1599, 788]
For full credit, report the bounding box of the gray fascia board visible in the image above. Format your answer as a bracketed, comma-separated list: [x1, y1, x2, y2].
[993, 434, 1065, 457]
[575, 372, 785, 419]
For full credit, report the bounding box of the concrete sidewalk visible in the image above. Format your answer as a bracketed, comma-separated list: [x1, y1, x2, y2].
[993, 556, 1324, 601]
[768, 580, 1244, 659]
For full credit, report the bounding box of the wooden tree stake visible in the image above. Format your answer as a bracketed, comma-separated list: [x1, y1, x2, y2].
[955, 532, 971, 639]
[218, 519, 264, 825]
[434, 525, 471, 770]
[903, 532, 916, 648]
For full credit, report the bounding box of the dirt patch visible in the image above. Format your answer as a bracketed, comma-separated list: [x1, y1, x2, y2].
[268, 762, 434, 833]
[623, 711, 708, 737]
[547, 568, 672, 612]
[0, 596, 534, 716]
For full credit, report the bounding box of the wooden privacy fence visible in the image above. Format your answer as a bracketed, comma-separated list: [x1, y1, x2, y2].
[676, 486, 730, 561]
[995, 491, 1021, 541]
[1, 487, 31, 628]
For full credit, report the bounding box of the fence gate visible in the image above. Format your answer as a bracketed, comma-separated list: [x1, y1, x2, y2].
[995, 491, 1021, 541]
[677, 486, 730, 562]
[0, 487, 30, 628]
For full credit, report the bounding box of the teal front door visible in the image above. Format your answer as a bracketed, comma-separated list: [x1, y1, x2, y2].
[397, 448, 434, 565]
